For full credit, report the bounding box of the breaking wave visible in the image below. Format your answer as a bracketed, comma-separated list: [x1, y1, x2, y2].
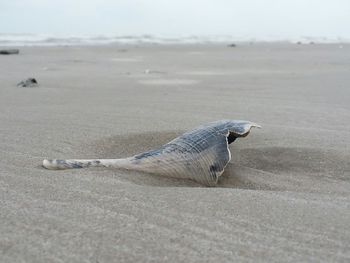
[0, 33, 348, 46]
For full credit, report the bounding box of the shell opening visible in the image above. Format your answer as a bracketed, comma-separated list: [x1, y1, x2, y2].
[227, 130, 251, 143]
[227, 123, 261, 144]
[227, 132, 238, 144]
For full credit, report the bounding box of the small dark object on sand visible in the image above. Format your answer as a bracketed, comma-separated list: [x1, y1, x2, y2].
[0, 49, 19, 55]
[228, 43, 236, 47]
[17, 78, 38, 88]
[296, 41, 302, 45]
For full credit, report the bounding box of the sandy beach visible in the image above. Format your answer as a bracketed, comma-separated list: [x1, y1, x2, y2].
[0, 43, 349, 262]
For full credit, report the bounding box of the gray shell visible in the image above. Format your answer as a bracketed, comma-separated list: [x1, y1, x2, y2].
[42, 120, 260, 186]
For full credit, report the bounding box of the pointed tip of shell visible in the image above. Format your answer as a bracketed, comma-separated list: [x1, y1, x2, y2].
[240, 122, 261, 137]
[228, 121, 261, 137]
[43, 159, 53, 169]
[249, 122, 262, 129]
[43, 159, 59, 170]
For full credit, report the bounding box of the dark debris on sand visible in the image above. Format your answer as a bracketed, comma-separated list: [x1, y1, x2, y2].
[0, 49, 19, 55]
[227, 43, 237, 47]
[17, 78, 38, 88]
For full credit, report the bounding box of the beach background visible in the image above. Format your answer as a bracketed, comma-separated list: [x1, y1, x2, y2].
[1, 0, 350, 262]
[1, 42, 350, 262]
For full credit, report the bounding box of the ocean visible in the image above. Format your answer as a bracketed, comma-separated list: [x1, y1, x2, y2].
[0, 33, 347, 46]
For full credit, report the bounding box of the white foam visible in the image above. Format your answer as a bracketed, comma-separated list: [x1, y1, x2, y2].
[0, 33, 349, 46]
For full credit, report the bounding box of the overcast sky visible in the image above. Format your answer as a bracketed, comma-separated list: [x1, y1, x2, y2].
[1, 0, 349, 39]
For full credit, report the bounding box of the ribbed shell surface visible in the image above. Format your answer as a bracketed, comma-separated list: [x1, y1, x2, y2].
[131, 120, 255, 186]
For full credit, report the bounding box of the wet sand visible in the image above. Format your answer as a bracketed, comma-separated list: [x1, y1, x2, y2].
[0, 43, 350, 262]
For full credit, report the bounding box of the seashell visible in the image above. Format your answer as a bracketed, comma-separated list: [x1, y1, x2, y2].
[43, 120, 260, 186]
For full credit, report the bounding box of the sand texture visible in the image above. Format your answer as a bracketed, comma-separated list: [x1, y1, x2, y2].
[0, 44, 349, 262]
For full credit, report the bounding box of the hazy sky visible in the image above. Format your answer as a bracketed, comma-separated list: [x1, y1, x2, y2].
[1, 0, 349, 39]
